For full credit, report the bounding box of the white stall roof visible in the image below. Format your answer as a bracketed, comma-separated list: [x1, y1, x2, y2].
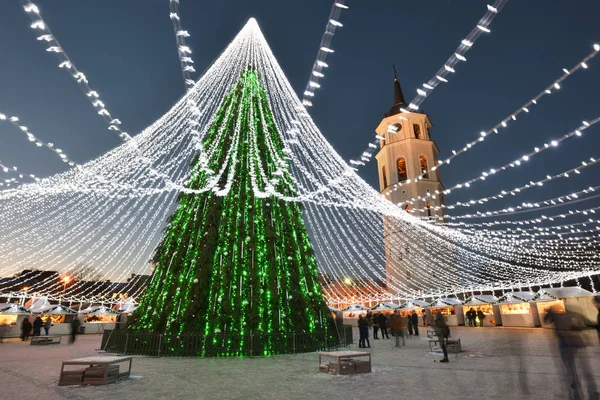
[115, 299, 137, 313]
[0, 303, 30, 314]
[81, 305, 120, 316]
[429, 298, 463, 307]
[537, 287, 594, 300]
[26, 296, 52, 312]
[32, 304, 77, 315]
[464, 295, 498, 305]
[499, 291, 537, 303]
[400, 300, 429, 309]
[370, 302, 399, 311]
[342, 304, 369, 312]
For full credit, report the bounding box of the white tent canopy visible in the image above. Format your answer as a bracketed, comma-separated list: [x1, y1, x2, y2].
[342, 304, 369, 312]
[80, 305, 120, 316]
[400, 300, 429, 309]
[26, 296, 52, 312]
[115, 298, 137, 313]
[32, 304, 77, 315]
[464, 295, 498, 305]
[536, 287, 594, 301]
[429, 298, 463, 307]
[370, 302, 399, 311]
[499, 291, 537, 303]
[0, 303, 30, 314]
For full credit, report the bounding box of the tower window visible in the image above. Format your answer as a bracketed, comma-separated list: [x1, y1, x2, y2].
[426, 126, 431, 138]
[413, 124, 421, 139]
[419, 155, 429, 179]
[397, 158, 407, 182]
[382, 165, 388, 188]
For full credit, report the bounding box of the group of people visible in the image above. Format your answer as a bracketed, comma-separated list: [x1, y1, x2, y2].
[20, 315, 81, 343]
[465, 307, 486, 327]
[20, 315, 52, 341]
[357, 310, 421, 349]
[357, 310, 451, 363]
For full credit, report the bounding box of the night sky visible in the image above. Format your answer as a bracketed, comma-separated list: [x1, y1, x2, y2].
[1, 1, 600, 221]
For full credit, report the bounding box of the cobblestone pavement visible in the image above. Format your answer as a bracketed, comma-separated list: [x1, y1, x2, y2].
[1, 327, 600, 399]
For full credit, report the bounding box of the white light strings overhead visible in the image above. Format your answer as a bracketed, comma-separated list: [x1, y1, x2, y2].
[350, 0, 508, 168]
[301, 0, 348, 108]
[1, 17, 599, 305]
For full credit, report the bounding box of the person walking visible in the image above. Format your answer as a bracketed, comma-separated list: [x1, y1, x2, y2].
[407, 313, 414, 336]
[70, 317, 81, 344]
[422, 311, 427, 327]
[544, 305, 598, 399]
[477, 310, 486, 327]
[33, 315, 43, 337]
[378, 313, 389, 339]
[43, 317, 52, 336]
[411, 311, 419, 336]
[372, 313, 379, 339]
[357, 315, 370, 348]
[20, 317, 32, 341]
[390, 310, 406, 347]
[465, 310, 472, 327]
[433, 313, 450, 363]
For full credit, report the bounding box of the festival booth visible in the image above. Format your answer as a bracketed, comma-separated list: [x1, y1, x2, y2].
[113, 298, 137, 328]
[28, 297, 78, 335]
[462, 295, 499, 327]
[427, 298, 462, 326]
[398, 300, 428, 324]
[0, 303, 31, 338]
[342, 304, 369, 327]
[81, 305, 119, 334]
[497, 291, 539, 327]
[370, 302, 398, 313]
[535, 287, 597, 328]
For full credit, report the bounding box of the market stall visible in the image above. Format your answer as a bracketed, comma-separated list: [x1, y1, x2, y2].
[370, 302, 399, 313]
[30, 300, 78, 335]
[341, 304, 369, 327]
[462, 295, 499, 327]
[113, 298, 137, 328]
[535, 287, 596, 328]
[81, 305, 119, 334]
[427, 298, 462, 326]
[398, 300, 427, 324]
[497, 291, 539, 327]
[0, 303, 31, 338]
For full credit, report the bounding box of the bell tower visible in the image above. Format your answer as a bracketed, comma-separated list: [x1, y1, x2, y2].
[374, 67, 446, 295]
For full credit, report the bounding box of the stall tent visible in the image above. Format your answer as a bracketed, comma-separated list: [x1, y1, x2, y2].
[342, 304, 369, 327]
[497, 291, 540, 327]
[398, 300, 427, 324]
[535, 287, 596, 328]
[462, 295, 500, 327]
[30, 304, 78, 335]
[0, 303, 31, 338]
[427, 298, 463, 326]
[81, 305, 119, 334]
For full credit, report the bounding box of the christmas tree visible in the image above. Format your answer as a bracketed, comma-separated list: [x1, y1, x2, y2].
[130, 68, 336, 356]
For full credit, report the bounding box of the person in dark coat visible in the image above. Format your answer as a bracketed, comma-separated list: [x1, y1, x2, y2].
[411, 311, 419, 336]
[21, 317, 32, 341]
[378, 313, 389, 339]
[357, 315, 370, 348]
[70, 317, 81, 344]
[33, 315, 43, 336]
[44, 317, 52, 336]
[433, 313, 450, 363]
[467, 308, 476, 327]
[407, 313, 414, 336]
[477, 310, 486, 327]
[372, 313, 379, 339]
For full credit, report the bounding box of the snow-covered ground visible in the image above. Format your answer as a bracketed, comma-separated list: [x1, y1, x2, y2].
[1, 327, 599, 399]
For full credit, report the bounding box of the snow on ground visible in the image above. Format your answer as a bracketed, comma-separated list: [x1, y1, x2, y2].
[1, 327, 599, 399]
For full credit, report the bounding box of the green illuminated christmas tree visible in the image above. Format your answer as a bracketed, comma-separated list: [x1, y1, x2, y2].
[131, 68, 336, 356]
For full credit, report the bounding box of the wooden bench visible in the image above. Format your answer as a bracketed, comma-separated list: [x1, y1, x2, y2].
[318, 351, 371, 375]
[427, 330, 438, 338]
[30, 335, 61, 345]
[428, 338, 461, 353]
[59, 356, 133, 386]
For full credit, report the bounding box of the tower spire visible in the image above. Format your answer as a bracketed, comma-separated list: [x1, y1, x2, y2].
[392, 64, 406, 105]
